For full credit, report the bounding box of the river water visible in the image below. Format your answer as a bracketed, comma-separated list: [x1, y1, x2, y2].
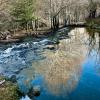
[0, 28, 100, 100]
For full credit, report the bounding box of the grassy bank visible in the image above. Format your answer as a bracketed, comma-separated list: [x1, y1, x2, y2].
[0, 76, 21, 100]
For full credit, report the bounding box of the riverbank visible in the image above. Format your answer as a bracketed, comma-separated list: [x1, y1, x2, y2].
[86, 18, 100, 29]
[0, 29, 52, 44]
[0, 18, 100, 45]
[0, 76, 21, 100]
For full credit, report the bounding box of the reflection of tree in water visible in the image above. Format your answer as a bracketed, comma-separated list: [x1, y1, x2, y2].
[86, 28, 100, 65]
[32, 28, 87, 96]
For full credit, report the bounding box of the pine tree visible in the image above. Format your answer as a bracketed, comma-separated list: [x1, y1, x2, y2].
[11, 0, 35, 30]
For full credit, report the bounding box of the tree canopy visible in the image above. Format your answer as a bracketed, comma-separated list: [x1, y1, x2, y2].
[11, 0, 36, 29]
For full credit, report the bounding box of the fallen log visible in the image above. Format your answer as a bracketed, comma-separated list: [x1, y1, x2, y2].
[0, 39, 21, 44]
[0, 80, 5, 85]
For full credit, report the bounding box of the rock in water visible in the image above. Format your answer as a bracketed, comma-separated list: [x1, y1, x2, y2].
[45, 45, 55, 50]
[33, 85, 41, 96]
[28, 85, 41, 98]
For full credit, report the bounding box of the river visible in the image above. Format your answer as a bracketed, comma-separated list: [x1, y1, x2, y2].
[0, 27, 100, 100]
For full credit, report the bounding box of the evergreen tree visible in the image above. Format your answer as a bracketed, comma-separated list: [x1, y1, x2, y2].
[11, 0, 35, 30]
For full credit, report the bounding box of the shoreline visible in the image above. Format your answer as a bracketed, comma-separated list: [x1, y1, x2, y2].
[0, 29, 52, 44]
[0, 76, 21, 100]
[0, 25, 100, 44]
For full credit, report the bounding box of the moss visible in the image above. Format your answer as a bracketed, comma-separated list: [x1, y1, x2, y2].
[0, 76, 21, 100]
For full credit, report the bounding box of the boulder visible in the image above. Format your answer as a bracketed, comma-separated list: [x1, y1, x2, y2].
[33, 85, 41, 96]
[6, 35, 12, 40]
[45, 45, 55, 50]
[28, 85, 41, 98]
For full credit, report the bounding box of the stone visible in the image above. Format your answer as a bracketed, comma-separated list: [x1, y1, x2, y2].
[6, 35, 12, 40]
[45, 45, 55, 50]
[28, 85, 41, 98]
[33, 85, 41, 96]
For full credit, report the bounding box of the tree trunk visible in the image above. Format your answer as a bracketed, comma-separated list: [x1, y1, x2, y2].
[32, 20, 34, 31]
[35, 19, 38, 31]
[27, 23, 28, 31]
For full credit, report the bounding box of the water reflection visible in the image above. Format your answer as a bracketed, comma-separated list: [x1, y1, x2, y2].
[86, 28, 100, 64]
[9, 28, 100, 100]
[1, 27, 100, 100]
[19, 28, 88, 99]
[86, 28, 100, 75]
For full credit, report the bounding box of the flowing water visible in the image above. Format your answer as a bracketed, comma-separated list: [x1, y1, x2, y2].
[0, 28, 100, 100]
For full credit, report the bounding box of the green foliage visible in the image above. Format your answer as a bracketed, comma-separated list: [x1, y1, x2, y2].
[88, 0, 97, 11]
[11, 0, 35, 27]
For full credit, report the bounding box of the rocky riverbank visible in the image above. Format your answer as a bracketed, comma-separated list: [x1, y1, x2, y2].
[0, 29, 51, 44]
